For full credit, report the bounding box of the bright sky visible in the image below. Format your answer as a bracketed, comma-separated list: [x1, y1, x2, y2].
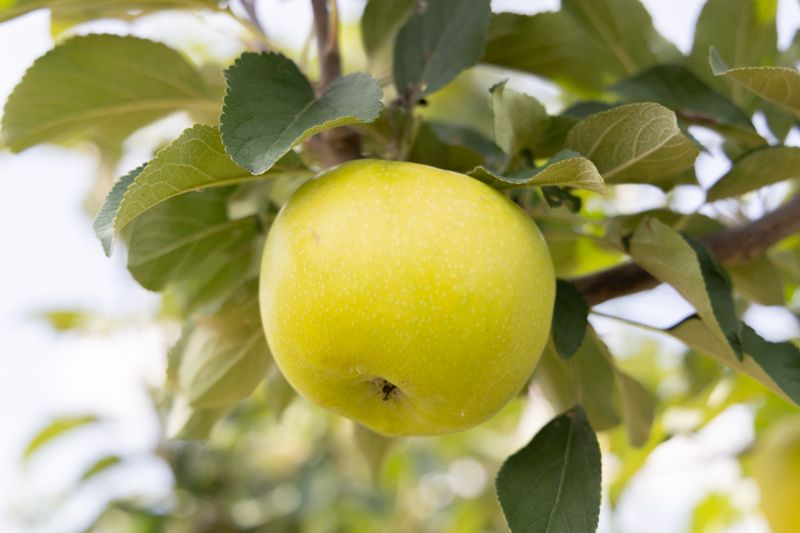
[0, 1, 798, 532]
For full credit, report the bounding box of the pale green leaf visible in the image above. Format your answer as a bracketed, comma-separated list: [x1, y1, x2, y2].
[615, 371, 656, 447]
[24, 416, 98, 461]
[691, 0, 778, 106]
[95, 124, 305, 255]
[0, 0, 220, 23]
[468, 150, 606, 193]
[628, 218, 743, 359]
[565, 103, 700, 185]
[710, 47, 800, 118]
[706, 146, 800, 201]
[221, 53, 381, 174]
[178, 281, 271, 408]
[727, 256, 784, 306]
[490, 80, 549, 156]
[496, 407, 601, 533]
[361, 0, 414, 63]
[353, 424, 394, 482]
[79, 455, 122, 482]
[1, 34, 215, 152]
[393, 0, 491, 99]
[166, 395, 227, 440]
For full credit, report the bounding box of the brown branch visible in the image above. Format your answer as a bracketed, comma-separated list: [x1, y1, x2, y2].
[310, 0, 361, 164]
[573, 195, 800, 306]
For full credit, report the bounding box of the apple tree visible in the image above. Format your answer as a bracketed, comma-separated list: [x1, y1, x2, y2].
[3, 0, 800, 531]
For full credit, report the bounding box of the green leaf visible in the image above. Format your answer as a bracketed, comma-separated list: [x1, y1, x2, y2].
[561, 0, 679, 75]
[94, 124, 304, 255]
[727, 256, 784, 306]
[706, 146, 800, 201]
[126, 187, 259, 295]
[612, 64, 764, 148]
[468, 150, 606, 193]
[483, 12, 616, 94]
[496, 407, 601, 533]
[1, 34, 215, 152]
[490, 80, 548, 156]
[665, 316, 800, 405]
[0, 0, 220, 23]
[534, 331, 621, 432]
[615, 371, 656, 447]
[551, 280, 590, 359]
[80, 455, 122, 482]
[408, 122, 486, 173]
[24, 416, 98, 461]
[565, 103, 700, 185]
[393, 0, 491, 100]
[178, 281, 271, 408]
[361, 0, 414, 63]
[628, 218, 743, 360]
[221, 52, 382, 174]
[353, 424, 394, 482]
[166, 396, 227, 440]
[710, 48, 800, 119]
[691, 0, 778, 106]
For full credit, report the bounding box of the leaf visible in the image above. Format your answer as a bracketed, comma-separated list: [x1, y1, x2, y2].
[490, 80, 548, 156]
[94, 124, 304, 255]
[392, 0, 491, 100]
[483, 12, 617, 93]
[166, 396, 227, 440]
[612, 64, 764, 148]
[126, 187, 259, 294]
[628, 218, 743, 360]
[0, 0, 220, 23]
[534, 332, 621, 432]
[706, 146, 800, 201]
[691, 0, 778, 106]
[24, 416, 98, 461]
[615, 371, 656, 447]
[727, 256, 784, 306]
[496, 407, 601, 533]
[565, 103, 700, 185]
[665, 316, 800, 406]
[408, 122, 487, 173]
[178, 281, 271, 408]
[353, 424, 394, 482]
[551, 280, 589, 359]
[361, 0, 414, 63]
[221, 52, 382, 174]
[1, 34, 215, 152]
[710, 48, 800, 119]
[468, 150, 606, 193]
[80, 455, 122, 482]
[561, 0, 679, 75]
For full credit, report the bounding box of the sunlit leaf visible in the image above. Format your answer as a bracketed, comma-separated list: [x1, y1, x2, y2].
[24, 416, 98, 461]
[706, 146, 800, 201]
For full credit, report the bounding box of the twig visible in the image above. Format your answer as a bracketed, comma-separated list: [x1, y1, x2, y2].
[572, 195, 800, 306]
[310, 0, 361, 164]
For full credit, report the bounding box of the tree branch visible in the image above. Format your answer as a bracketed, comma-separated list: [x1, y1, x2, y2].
[573, 195, 800, 306]
[310, 0, 361, 164]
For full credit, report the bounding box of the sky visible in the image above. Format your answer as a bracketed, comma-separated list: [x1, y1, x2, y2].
[0, 1, 798, 532]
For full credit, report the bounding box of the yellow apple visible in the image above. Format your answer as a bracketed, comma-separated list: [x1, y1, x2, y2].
[259, 159, 555, 435]
[753, 414, 800, 533]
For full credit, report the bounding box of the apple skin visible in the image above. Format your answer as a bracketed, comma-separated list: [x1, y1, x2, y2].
[753, 414, 800, 533]
[259, 159, 555, 436]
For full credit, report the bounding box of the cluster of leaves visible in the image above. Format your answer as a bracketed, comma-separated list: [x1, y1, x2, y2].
[2, 0, 800, 531]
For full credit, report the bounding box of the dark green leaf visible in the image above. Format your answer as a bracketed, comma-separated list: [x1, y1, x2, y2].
[1, 35, 215, 152]
[24, 416, 98, 461]
[706, 146, 800, 201]
[496, 407, 601, 533]
[565, 103, 699, 185]
[221, 52, 382, 174]
[612, 64, 764, 147]
[393, 0, 491, 100]
[468, 150, 606, 193]
[552, 280, 590, 359]
[361, 0, 414, 63]
[407, 122, 486, 173]
[742, 324, 800, 405]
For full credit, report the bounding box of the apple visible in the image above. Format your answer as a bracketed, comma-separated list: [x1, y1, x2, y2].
[753, 414, 800, 533]
[259, 159, 555, 435]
